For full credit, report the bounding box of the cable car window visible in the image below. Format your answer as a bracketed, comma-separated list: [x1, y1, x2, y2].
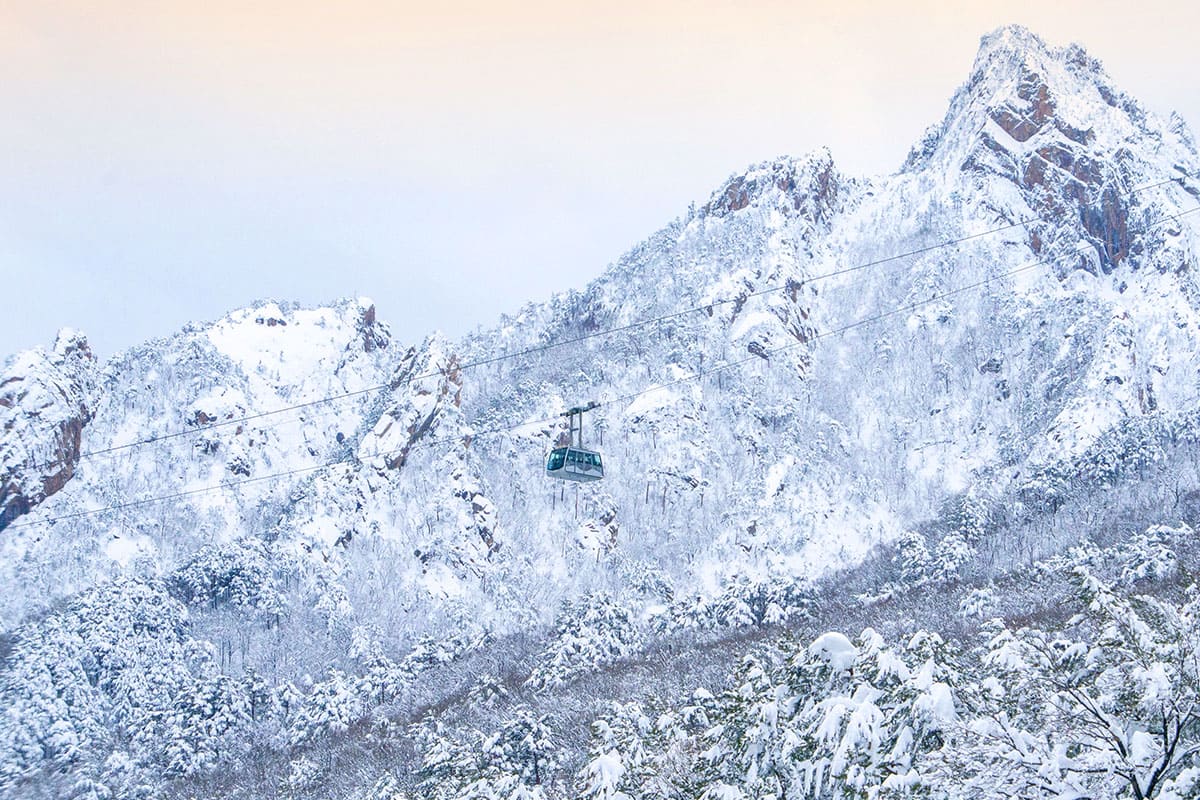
[547, 450, 565, 470]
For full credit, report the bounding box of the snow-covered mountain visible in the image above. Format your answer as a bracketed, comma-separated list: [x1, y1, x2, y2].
[2, 25, 1200, 799]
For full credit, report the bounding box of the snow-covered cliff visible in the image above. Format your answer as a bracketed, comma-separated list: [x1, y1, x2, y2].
[2, 25, 1199, 799]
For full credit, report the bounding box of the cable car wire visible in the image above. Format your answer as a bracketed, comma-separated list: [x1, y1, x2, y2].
[26, 176, 1185, 474]
[10, 202, 1197, 531]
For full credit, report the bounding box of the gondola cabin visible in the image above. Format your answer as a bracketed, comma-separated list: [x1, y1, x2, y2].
[546, 446, 604, 482]
[547, 401, 605, 482]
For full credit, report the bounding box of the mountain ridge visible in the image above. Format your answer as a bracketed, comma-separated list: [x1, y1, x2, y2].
[3, 24, 1199, 622]
[2, 24, 1200, 798]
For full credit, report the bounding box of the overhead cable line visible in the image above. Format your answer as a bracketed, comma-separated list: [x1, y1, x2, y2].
[28, 175, 1187, 474]
[11, 202, 1196, 531]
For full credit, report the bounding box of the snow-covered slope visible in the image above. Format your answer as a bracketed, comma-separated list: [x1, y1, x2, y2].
[0, 298, 398, 620]
[2, 24, 1200, 799]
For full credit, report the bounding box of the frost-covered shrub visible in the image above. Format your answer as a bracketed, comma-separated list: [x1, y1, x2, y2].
[400, 631, 484, 677]
[656, 574, 814, 633]
[958, 586, 997, 620]
[1119, 523, 1188, 585]
[931, 531, 973, 582]
[284, 755, 323, 793]
[466, 674, 511, 708]
[168, 539, 289, 615]
[895, 530, 931, 585]
[287, 669, 363, 746]
[162, 674, 251, 777]
[416, 709, 558, 799]
[526, 594, 642, 692]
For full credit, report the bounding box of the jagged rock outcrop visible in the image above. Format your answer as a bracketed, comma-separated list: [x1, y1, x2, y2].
[0, 330, 97, 531]
[357, 303, 390, 353]
[359, 335, 465, 472]
[910, 26, 1194, 275]
[701, 149, 844, 222]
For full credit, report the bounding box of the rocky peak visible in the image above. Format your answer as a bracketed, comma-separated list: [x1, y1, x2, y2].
[903, 25, 1197, 275]
[52, 327, 93, 363]
[361, 333, 465, 473]
[357, 302, 391, 353]
[699, 149, 844, 225]
[905, 26, 1141, 169]
[0, 329, 98, 531]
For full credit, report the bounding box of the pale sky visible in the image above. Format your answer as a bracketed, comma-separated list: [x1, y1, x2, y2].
[2, 1, 1198, 359]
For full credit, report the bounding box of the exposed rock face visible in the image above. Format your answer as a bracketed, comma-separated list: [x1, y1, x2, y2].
[905, 26, 1192, 277]
[0, 330, 97, 531]
[358, 303, 391, 353]
[362, 338, 463, 471]
[990, 65, 1057, 143]
[702, 149, 844, 223]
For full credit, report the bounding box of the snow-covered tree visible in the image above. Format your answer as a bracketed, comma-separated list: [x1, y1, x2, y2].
[527, 594, 642, 691]
[936, 569, 1200, 799]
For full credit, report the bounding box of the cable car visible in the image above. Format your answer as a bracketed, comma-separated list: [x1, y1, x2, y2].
[545, 446, 604, 482]
[546, 402, 604, 482]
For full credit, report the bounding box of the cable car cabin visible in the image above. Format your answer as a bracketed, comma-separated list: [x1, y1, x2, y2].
[546, 446, 604, 482]
[548, 401, 604, 482]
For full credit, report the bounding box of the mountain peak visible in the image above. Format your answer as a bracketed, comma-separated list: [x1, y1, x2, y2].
[971, 24, 1125, 119]
[904, 26, 1144, 173]
[697, 148, 844, 223]
[971, 24, 1106, 85]
[896, 26, 1200, 276]
[52, 327, 92, 362]
[974, 24, 1058, 64]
